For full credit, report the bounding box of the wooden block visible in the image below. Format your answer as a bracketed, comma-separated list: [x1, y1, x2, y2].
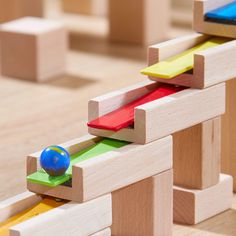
[62, 0, 108, 16]
[222, 79, 236, 192]
[109, 0, 170, 45]
[0, 17, 68, 82]
[174, 174, 233, 225]
[0, 0, 43, 23]
[88, 80, 225, 144]
[0, 193, 112, 236]
[112, 169, 173, 236]
[147, 33, 236, 89]
[173, 117, 221, 189]
[27, 135, 172, 202]
[91, 228, 111, 236]
[193, 0, 236, 38]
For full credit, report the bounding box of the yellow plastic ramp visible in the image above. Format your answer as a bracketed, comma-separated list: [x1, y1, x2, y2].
[141, 37, 230, 79]
[0, 198, 65, 236]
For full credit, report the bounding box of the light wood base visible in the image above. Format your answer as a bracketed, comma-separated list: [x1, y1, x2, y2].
[174, 117, 221, 189]
[174, 174, 233, 225]
[222, 79, 236, 192]
[112, 169, 173, 236]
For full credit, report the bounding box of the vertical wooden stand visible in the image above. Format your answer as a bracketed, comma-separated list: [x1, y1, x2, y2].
[173, 117, 221, 189]
[112, 169, 173, 236]
[109, 0, 170, 45]
[222, 79, 236, 192]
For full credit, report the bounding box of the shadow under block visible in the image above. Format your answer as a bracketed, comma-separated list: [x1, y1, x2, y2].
[27, 135, 172, 202]
[174, 174, 233, 225]
[173, 117, 221, 190]
[112, 169, 173, 236]
[62, 0, 108, 16]
[147, 33, 236, 89]
[0, 17, 68, 82]
[222, 79, 236, 192]
[194, 0, 236, 38]
[0, 0, 43, 23]
[88, 80, 225, 144]
[0, 192, 112, 236]
[108, 0, 170, 45]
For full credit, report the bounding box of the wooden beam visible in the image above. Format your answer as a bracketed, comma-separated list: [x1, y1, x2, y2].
[222, 79, 236, 192]
[112, 169, 173, 236]
[174, 174, 233, 225]
[109, 0, 170, 45]
[173, 117, 221, 189]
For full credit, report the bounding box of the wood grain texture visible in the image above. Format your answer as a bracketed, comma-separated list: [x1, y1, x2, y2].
[173, 117, 221, 189]
[0, 0, 43, 23]
[112, 169, 173, 236]
[9, 194, 112, 236]
[89, 82, 225, 144]
[0, 17, 68, 82]
[109, 0, 170, 45]
[193, 0, 236, 38]
[174, 174, 233, 225]
[222, 79, 236, 192]
[148, 33, 236, 88]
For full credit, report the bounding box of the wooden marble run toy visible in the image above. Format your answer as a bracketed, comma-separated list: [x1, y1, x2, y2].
[1, 0, 236, 235]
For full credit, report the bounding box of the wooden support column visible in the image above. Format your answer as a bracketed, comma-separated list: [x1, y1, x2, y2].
[173, 117, 221, 189]
[112, 169, 173, 236]
[222, 79, 236, 192]
[109, 0, 170, 45]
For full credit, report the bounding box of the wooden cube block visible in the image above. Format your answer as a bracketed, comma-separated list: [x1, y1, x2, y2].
[147, 33, 236, 89]
[0, 17, 68, 82]
[174, 117, 221, 189]
[62, 0, 108, 16]
[88, 80, 225, 144]
[193, 0, 236, 39]
[222, 79, 236, 192]
[0, 0, 43, 23]
[112, 169, 173, 236]
[109, 0, 170, 45]
[27, 135, 172, 202]
[0, 192, 112, 236]
[174, 174, 233, 225]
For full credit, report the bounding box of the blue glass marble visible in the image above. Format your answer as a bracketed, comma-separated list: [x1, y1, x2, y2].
[40, 145, 70, 177]
[205, 1, 236, 24]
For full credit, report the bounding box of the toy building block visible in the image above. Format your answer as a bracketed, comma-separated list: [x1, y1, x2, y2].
[109, 0, 170, 45]
[0, 17, 68, 82]
[0, 0, 43, 23]
[0, 193, 112, 236]
[222, 79, 236, 192]
[27, 135, 172, 202]
[146, 33, 236, 89]
[92, 228, 111, 236]
[88, 80, 225, 144]
[112, 169, 173, 236]
[174, 117, 221, 189]
[174, 174, 233, 225]
[62, 0, 108, 16]
[194, 0, 236, 38]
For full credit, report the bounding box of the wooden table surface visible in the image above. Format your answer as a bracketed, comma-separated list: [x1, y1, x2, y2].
[0, 1, 235, 235]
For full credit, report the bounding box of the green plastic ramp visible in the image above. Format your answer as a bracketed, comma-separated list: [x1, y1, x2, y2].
[27, 138, 129, 187]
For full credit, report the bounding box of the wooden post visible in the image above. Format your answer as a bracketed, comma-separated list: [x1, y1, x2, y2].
[173, 117, 221, 189]
[222, 79, 236, 192]
[109, 0, 170, 45]
[112, 169, 173, 236]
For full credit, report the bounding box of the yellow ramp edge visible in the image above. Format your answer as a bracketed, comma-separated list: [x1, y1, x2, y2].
[141, 37, 230, 79]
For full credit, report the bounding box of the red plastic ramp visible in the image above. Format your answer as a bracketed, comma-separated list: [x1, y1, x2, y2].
[88, 84, 186, 131]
